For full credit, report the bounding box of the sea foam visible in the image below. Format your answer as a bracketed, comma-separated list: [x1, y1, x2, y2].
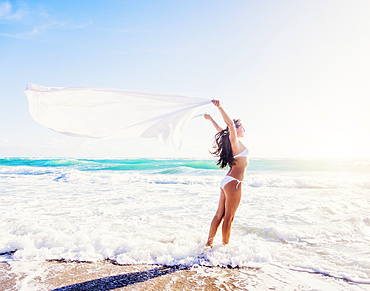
[1, 158, 369, 284]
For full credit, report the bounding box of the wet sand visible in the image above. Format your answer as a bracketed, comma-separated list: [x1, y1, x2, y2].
[1, 260, 368, 290]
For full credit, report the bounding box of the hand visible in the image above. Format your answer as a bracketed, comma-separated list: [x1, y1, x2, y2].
[211, 99, 221, 107]
[204, 114, 212, 120]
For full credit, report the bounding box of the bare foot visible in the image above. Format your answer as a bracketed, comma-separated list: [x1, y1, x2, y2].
[205, 238, 213, 248]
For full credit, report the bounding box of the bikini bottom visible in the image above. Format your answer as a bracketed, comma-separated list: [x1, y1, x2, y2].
[220, 175, 243, 190]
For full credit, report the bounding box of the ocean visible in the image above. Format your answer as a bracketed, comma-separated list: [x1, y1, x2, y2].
[1, 157, 369, 290]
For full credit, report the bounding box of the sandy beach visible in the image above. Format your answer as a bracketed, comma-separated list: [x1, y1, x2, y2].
[1, 260, 368, 290]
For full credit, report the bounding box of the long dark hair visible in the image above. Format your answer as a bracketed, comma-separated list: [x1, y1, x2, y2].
[211, 119, 241, 169]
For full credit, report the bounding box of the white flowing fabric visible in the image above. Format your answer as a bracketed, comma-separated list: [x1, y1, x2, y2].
[25, 84, 211, 149]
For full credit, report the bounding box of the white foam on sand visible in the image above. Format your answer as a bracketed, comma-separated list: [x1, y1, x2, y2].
[1, 165, 370, 288]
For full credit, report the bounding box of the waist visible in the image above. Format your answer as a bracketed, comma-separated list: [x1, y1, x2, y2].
[234, 157, 248, 166]
[227, 166, 246, 181]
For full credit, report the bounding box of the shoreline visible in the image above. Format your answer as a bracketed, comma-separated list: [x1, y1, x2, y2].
[1, 260, 369, 290]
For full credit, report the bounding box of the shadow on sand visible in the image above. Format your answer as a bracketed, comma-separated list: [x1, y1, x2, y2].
[51, 265, 187, 291]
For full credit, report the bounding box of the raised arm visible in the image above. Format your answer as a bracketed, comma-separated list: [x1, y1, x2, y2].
[212, 100, 237, 143]
[204, 114, 223, 132]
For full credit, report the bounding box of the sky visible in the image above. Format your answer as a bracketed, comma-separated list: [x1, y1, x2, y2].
[1, 0, 369, 159]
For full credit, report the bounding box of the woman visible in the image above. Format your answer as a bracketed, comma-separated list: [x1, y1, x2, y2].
[204, 99, 248, 247]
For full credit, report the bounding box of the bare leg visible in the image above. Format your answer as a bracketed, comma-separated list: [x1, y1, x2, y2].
[205, 189, 226, 247]
[222, 181, 242, 245]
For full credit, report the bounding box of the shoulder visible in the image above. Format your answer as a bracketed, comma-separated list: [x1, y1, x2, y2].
[229, 137, 240, 151]
[232, 140, 246, 152]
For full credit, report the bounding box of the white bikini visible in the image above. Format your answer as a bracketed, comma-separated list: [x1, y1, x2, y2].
[220, 148, 249, 190]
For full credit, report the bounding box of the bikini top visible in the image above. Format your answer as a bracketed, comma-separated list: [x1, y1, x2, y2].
[234, 148, 249, 158]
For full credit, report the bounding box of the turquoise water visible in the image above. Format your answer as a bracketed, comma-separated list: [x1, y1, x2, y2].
[1, 157, 369, 172]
